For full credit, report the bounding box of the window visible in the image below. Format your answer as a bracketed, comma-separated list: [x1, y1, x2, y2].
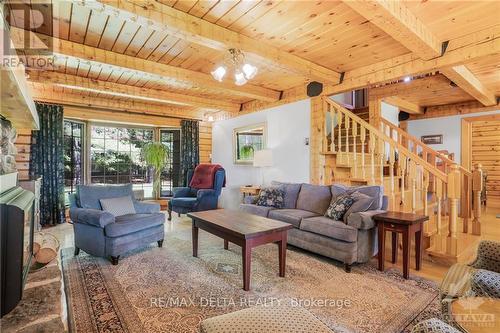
[159, 129, 181, 197]
[90, 125, 154, 198]
[63, 120, 84, 203]
[233, 123, 266, 164]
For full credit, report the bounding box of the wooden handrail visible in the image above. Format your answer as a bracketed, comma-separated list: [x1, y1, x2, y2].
[325, 97, 448, 182]
[380, 118, 472, 176]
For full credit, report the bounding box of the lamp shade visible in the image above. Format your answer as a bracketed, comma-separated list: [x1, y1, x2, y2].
[253, 149, 273, 167]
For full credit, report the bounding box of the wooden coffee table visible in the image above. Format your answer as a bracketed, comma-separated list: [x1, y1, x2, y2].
[187, 209, 293, 291]
[451, 297, 500, 333]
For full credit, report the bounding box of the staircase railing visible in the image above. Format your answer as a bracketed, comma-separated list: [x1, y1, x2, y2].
[322, 97, 482, 257]
[379, 118, 476, 234]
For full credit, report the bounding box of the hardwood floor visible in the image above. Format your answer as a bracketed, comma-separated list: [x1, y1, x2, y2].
[50, 205, 500, 284]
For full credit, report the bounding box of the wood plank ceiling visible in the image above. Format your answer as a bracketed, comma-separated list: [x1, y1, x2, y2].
[4, 0, 500, 121]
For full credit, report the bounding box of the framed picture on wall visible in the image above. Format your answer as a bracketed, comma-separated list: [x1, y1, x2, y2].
[421, 134, 443, 145]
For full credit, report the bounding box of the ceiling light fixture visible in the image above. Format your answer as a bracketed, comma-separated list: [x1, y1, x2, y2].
[211, 48, 258, 86]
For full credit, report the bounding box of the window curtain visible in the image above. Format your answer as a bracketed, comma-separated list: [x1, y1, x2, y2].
[180, 120, 200, 186]
[29, 103, 65, 226]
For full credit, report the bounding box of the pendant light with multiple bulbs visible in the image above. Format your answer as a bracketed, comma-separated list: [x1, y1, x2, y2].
[211, 49, 258, 86]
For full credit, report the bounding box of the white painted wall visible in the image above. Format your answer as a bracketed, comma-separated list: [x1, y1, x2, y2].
[407, 110, 500, 164]
[381, 102, 399, 126]
[212, 99, 311, 209]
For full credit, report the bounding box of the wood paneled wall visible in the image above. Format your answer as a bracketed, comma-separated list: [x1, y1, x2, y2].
[14, 129, 31, 181]
[472, 120, 500, 206]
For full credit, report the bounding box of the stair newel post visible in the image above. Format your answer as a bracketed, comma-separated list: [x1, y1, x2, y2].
[461, 172, 470, 233]
[337, 111, 342, 160]
[360, 126, 366, 179]
[329, 103, 335, 153]
[423, 170, 430, 234]
[435, 179, 444, 252]
[352, 120, 358, 178]
[472, 163, 483, 235]
[370, 132, 376, 185]
[446, 164, 461, 256]
[345, 115, 351, 166]
[389, 145, 395, 210]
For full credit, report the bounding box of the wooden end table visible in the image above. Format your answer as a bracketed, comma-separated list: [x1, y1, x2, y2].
[373, 212, 429, 279]
[188, 209, 293, 291]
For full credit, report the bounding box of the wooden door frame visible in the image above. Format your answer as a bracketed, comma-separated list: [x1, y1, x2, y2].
[461, 113, 500, 171]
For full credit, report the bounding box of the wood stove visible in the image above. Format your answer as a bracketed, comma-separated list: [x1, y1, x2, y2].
[0, 172, 35, 317]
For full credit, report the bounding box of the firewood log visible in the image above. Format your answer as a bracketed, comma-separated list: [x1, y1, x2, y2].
[34, 234, 59, 264]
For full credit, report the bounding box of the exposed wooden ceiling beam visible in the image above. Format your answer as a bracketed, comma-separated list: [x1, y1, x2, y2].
[383, 96, 423, 114]
[408, 100, 500, 120]
[344, 0, 497, 106]
[344, 0, 442, 60]
[28, 82, 208, 120]
[440, 66, 497, 106]
[10, 27, 280, 102]
[27, 70, 240, 113]
[89, 0, 341, 84]
[322, 25, 500, 96]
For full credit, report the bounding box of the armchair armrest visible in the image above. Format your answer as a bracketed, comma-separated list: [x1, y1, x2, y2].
[471, 240, 500, 271]
[471, 269, 500, 298]
[134, 201, 160, 214]
[70, 207, 115, 228]
[243, 195, 258, 204]
[346, 210, 386, 230]
[197, 189, 216, 200]
[173, 187, 192, 198]
[410, 318, 460, 333]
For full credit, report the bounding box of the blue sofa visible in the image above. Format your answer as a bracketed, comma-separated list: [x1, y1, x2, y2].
[69, 184, 165, 265]
[168, 169, 225, 221]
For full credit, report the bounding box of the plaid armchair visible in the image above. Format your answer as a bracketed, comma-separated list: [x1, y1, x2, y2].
[440, 240, 500, 323]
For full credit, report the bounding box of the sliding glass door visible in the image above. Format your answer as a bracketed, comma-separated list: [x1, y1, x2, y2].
[63, 120, 85, 204]
[159, 129, 181, 197]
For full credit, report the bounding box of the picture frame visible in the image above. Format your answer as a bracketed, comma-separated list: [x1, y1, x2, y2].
[421, 134, 443, 145]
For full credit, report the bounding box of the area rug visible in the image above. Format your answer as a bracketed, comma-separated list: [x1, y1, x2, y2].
[62, 228, 441, 333]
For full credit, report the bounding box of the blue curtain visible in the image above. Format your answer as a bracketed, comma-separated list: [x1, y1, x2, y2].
[29, 103, 65, 226]
[180, 120, 199, 186]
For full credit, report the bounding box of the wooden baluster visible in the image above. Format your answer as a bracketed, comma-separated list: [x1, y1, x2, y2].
[461, 173, 470, 233]
[360, 126, 366, 179]
[446, 164, 461, 256]
[345, 115, 351, 166]
[370, 132, 376, 185]
[400, 155, 407, 209]
[337, 111, 342, 157]
[352, 121, 358, 178]
[472, 163, 483, 235]
[323, 102, 328, 153]
[379, 137, 384, 184]
[330, 104, 335, 153]
[435, 179, 443, 252]
[410, 160, 417, 213]
[389, 145, 395, 210]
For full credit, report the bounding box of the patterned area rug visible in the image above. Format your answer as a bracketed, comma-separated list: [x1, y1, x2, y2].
[62, 228, 441, 333]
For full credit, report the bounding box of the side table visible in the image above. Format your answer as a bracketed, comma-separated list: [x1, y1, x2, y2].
[373, 212, 429, 279]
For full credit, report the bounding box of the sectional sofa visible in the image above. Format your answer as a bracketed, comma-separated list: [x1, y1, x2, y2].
[240, 182, 388, 272]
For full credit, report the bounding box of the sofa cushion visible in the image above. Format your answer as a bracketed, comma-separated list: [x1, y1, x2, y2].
[347, 185, 383, 210]
[296, 184, 331, 215]
[100, 196, 136, 217]
[325, 194, 355, 221]
[105, 213, 165, 238]
[300, 216, 358, 242]
[77, 184, 134, 210]
[239, 204, 275, 217]
[331, 184, 349, 200]
[255, 187, 285, 208]
[170, 197, 198, 208]
[343, 191, 374, 223]
[268, 209, 318, 228]
[271, 181, 302, 209]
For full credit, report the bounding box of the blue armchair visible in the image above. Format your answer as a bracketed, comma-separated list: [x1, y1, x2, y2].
[168, 169, 225, 221]
[69, 184, 165, 265]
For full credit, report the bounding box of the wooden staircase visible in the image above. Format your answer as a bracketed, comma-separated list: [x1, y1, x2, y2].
[319, 97, 485, 264]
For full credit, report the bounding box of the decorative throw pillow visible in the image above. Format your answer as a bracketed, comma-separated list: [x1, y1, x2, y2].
[343, 191, 375, 223]
[100, 196, 136, 217]
[255, 187, 285, 208]
[325, 194, 355, 221]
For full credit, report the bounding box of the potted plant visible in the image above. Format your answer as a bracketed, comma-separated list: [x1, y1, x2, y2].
[141, 142, 170, 199]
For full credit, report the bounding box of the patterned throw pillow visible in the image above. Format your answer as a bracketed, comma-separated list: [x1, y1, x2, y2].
[325, 194, 355, 221]
[255, 187, 285, 208]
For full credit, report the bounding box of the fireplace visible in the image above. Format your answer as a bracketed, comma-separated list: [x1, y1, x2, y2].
[0, 172, 35, 317]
